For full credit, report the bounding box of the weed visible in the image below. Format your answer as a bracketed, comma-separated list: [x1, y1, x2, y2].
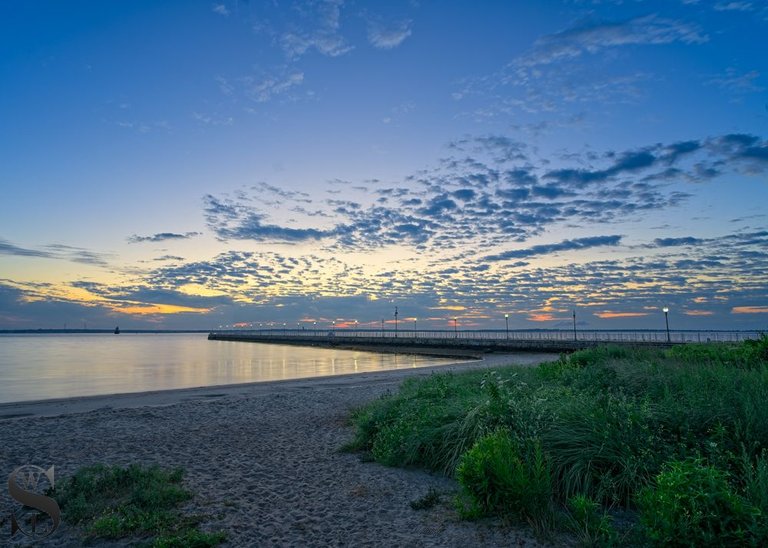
[52, 464, 225, 545]
[565, 494, 617, 547]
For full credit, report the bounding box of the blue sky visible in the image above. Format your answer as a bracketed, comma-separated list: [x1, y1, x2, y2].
[1, 0, 766, 331]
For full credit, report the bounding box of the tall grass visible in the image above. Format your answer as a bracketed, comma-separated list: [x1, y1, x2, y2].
[347, 336, 768, 542]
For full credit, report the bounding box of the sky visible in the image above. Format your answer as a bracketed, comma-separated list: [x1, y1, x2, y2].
[1, 0, 767, 332]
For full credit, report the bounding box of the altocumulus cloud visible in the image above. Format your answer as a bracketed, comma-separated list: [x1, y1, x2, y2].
[202, 133, 766, 256]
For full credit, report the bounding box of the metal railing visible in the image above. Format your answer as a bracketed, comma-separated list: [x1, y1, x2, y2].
[210, 328, 763, 344]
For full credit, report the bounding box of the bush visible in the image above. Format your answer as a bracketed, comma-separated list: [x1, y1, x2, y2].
[543, 392, 664, 506]
[637, 458, 764, 546]
[456, 430, 552, 530]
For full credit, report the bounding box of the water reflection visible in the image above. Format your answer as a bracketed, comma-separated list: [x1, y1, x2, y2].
[0, 334, 462, 404]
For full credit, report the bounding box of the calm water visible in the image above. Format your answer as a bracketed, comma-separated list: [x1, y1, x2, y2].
[0, 333, 461, 404]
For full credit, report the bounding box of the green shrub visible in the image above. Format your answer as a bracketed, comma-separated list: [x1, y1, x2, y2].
[543, 392, 664, 506]
[637, 458, 763, 546]
[456, 430, 553, 530]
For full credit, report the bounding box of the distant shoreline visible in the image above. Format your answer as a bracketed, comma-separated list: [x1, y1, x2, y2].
[0, 329, 211, 334]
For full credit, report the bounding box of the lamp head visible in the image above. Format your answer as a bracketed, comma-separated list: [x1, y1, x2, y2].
[663, 307, 669, 313]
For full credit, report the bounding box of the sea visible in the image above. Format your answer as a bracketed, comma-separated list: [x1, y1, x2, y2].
[0, 333, 460, 404]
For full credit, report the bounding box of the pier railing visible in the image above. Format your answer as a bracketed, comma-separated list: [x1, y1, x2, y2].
[209, 328, 762, 345]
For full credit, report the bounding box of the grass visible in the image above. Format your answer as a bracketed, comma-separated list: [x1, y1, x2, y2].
[347, 335, 768, 545]
[51, 464, 226, 546]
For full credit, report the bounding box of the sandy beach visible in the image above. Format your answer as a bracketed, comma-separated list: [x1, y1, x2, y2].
[0, 352, 558, 547]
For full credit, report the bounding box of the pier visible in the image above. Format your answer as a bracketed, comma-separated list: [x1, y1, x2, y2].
[207, 329, 761, 356]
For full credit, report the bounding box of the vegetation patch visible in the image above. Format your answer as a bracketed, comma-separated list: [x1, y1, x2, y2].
[52, 463, 226, 547]
[348, 336, 768, 544]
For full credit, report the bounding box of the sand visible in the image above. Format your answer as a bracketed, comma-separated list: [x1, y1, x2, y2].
[0, 352, 560, 547]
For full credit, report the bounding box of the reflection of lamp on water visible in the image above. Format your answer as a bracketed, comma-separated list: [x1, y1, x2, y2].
[504, 313, 509, 340]
[663, 307, 670, 342]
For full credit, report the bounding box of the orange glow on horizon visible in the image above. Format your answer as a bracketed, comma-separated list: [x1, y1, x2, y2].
[114, 304, 211, 315]
[684, 310, 714, 316]
[528, 313, 557, 322]
[732, 306, 768, 314]
[594, 311, 649, 319]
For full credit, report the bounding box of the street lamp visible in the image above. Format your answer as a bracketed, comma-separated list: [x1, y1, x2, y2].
[573, 310, 577, 342]
[504, 313, 509, 340]
[662, 307, 670, 342]
[414, 317, 417, 337]
[394, 306, 399, 338]
[332, 320, 336, 332]
[453, 317, 458, 338]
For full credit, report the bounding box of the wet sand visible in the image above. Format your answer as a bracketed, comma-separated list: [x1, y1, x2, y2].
[0, 352, 559, 547]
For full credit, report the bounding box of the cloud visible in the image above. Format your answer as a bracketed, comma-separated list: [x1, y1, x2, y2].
[594, 311, 650, 319]
[128, 232, 202, 244]
[153, 255, 185, 262]
[732, 306, 768, 314]
[212, 4, 229, 16]
[242, 71, 305, 103]
[1, 240, 111, 266]
[204, 195, 328, 242]
[484, 235, 623, 262]
[706, 68, 763, 95]
[279, 0, 352, 59]
[454, 14, 708, 117]
[0, 239, 53, 259]
[516, 14, 707, 69]
[202, 133, 767, 254]
[651, 237, 704, 247]
[367, 19, 412, 49]
[714, 2, 753, 11]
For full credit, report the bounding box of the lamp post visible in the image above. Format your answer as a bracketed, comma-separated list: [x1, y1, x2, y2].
[453, 317, 458, 338]
[573, 310, 577, 342]
[332, 320, 336, 332]
[414, 317, 417, 338]
[381, 318, 384, 337]
[504, 313, 509, 340]
[663, 307, 670, 342]
[394, 306, 398, 338]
